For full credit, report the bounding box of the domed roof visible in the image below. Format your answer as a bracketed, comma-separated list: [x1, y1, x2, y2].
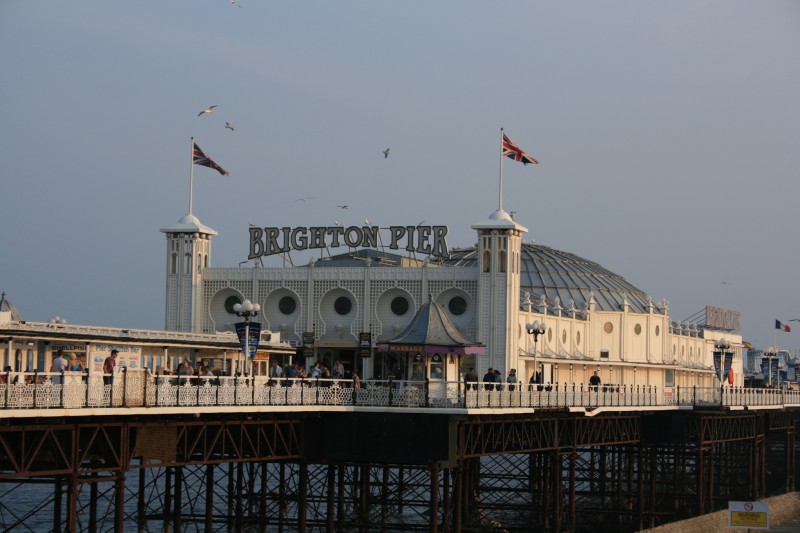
[444, 243, 653, 314]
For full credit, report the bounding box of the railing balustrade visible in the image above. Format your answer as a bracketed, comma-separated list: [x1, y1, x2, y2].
[0, 371, 797, 411]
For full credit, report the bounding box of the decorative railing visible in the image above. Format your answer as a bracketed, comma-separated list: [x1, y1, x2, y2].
[0, 370, 798, 412]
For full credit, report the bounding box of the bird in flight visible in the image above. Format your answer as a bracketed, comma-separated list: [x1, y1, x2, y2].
[337, 205, 348, 210]
[383, 148, 390, 159]
[198, 105, 217, 117]
[294, 196, 314, 202]
[225, 122, 235, 131]
[721, 281, 729, 285]
[334, 220, 342, 227]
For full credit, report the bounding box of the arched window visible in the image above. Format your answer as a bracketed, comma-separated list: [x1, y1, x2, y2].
[171, 253, 177, 274]
[499, 251, 507, 273]
[197, 253, 202, 274]
[185, 254, 192, 274]
[482, 250, 490, 273]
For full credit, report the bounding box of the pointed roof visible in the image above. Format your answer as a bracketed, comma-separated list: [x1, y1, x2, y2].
[0, 292, 22, 321]
[160, 213, 218, 236]
[377, 297, 484, 355]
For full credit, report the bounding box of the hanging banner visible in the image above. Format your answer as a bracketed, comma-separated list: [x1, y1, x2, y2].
[302, 332, 315, 357]
[359, 332, 372, 358]
[713, 351, 721, 380]
[723, 352, 733, 379]
[235, 321, 261, 359]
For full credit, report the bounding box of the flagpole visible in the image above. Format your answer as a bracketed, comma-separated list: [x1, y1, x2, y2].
[189, 137, 195, 215]
[498, 128, 504, 212]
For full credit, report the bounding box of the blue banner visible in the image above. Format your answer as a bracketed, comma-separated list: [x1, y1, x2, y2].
[235, 321, 261, 359]
[713, 351, 721, 380]
[723, 352, 733, 379]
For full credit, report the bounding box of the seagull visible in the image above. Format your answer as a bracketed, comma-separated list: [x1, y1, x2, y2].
[334, 220, 342, 227]
[294, 196, 314, 202]
[364, 219, 371, 226]
[337, 205, 348, 210]
[198, 105, 217, 117]
[229, 0, 241, 6]
[721, 281, 729, 285]
[383, 148, 390, 159]
[225, 122, 235, 131]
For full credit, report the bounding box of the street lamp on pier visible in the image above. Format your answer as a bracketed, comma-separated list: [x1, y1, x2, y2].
[714, 338, 731, 386]
[764, 346, 776, 387]
[233, 299, 261, 376]
[526, 321, 546, 384]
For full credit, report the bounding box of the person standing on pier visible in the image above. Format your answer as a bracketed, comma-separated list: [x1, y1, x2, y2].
[589, 370, 601, 390]
[464, 368, 479, 390]
[50, 350, 67, 385]
[507, 369, 517, 391]
[103, 350, 118, 386]
[482, 368, 495, 390]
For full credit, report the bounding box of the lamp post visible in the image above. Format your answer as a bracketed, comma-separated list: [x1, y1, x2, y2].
[764, 346, 776, 387]
[714, 338, 731, 385]
[526, 321, 546, 384]
[233, 299, 261, 376]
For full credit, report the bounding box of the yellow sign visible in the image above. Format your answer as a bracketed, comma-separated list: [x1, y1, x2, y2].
[730, 511, 768, 528]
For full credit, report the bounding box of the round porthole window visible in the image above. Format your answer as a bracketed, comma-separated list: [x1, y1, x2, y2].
[391, 296, 409, 316]
[634, 324, 642, 335]
[225, 296, 241, 314]
[448, 296, 467, 316]
[279, 296, 297, 315]
[334, 296, 352, 316]
[604, 322, 614, 334]
[655, 325, 660, 336]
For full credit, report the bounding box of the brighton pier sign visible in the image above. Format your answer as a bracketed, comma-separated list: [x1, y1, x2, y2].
[249, 225, 450, 259]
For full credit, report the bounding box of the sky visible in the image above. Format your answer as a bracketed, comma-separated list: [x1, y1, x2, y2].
[1, 1, 799, 352]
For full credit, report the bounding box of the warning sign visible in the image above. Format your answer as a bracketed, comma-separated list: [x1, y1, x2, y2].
[728, 501, 769, 530]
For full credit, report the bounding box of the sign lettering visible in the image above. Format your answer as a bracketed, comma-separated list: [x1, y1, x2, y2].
[249, 225, 450, 259]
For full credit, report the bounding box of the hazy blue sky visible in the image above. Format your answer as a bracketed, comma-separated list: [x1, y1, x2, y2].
[1, 2, 799, 352]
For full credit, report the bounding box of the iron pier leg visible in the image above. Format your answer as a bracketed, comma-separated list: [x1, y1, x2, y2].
[54, 476, 62, 533]
[173, 466, 182, 533]
[327, 464, 336, 533]
[298, 461, 308, 533]
[380, 466, 389, 531]
[89, 472, 98, 533]
[260, 461, 269, 533]
[337, 465, 345, 531]
[164, 467, 173, 533]
[430, 462, 440, 533]
[205, 463, 214, 533]
[115, 470, 127, 533]
[226, 463, 234, 530]
[236, 461, 245, 533]
[66, 474, 78, 533]
[359, 465, 368, 533]
[454, 464, 463, 533]
[442, 466, 451, 532]
[787, 419, 796, 491]
[138, 468, 146, 533]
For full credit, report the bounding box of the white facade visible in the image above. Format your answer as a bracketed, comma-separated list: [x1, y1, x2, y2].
[163, 209, 744, 389]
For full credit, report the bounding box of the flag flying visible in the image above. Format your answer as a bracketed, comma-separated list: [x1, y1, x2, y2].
[501, 131, 538, 166]
[775, 319, 791, 332]
[193, 140, 229, 176]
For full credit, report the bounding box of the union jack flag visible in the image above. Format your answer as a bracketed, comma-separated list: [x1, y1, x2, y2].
[502, 131, 538, 166]
[193, 141, 229, 176]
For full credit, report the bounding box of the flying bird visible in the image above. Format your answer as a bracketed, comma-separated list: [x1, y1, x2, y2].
[383, 148, 390, 159]
[337, 205, 348, 210]
[225, 122, 235, 131]
[334, 220, 342, 227]
[721, 281, 729, 285]
[294, 196, 314, 202]
[198, 105, 217, 117]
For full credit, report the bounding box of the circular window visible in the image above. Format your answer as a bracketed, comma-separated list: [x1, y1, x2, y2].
[448, 296, 467, 316]
[278, 296, 297, 315]
[576, 331, 581, 345]
[334, 296, 352, 316]
[604, 322, 614, 334]
[634, 324, 642, 335]
[391, 296, 409, 316]
[655, 325, 660, 336]
[562, 330, 567, 343]
[224, 295, 241, 314]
